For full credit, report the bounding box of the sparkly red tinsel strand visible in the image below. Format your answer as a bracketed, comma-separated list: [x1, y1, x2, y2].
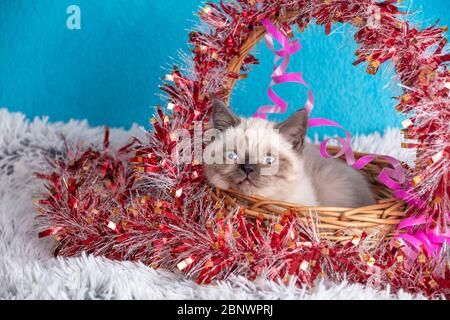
[37, 0, 449, 298]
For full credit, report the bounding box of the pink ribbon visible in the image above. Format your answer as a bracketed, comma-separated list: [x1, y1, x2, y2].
[253, 19, 312, 119]
[254, 19, 448, 258]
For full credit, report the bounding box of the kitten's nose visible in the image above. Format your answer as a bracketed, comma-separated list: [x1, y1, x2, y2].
[239, 163, 255, 175]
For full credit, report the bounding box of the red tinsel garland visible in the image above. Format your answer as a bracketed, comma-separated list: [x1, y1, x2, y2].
[37, 0, 449, 298]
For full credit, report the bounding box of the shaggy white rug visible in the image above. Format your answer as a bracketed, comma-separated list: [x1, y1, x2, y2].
[0, 108, 425, 300]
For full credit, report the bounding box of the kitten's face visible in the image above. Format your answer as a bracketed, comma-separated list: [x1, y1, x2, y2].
[204, 99, 308, 195]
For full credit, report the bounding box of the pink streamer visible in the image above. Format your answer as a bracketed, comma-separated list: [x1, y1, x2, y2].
[254, 19, 448, 258]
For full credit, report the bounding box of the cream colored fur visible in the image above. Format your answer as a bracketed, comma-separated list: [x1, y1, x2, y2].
[204, 102, 375, 207]
[205, 117, 319, 205]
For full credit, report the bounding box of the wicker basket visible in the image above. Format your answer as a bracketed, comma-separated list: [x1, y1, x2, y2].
[209, 19, 407, 242]
[211, 146, 407, 241]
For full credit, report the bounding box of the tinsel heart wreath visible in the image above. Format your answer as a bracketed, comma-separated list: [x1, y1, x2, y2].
[37, 0, 449, 298]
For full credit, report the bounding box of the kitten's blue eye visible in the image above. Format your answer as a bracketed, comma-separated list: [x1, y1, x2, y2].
[263, 155, 276, 165]
[226, 151, 238, 161]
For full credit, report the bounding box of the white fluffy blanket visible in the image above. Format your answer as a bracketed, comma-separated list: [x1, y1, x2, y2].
[0, 109, 425, 300]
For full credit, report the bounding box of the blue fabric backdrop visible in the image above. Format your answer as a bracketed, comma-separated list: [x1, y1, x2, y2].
[0, 0, 448, 136]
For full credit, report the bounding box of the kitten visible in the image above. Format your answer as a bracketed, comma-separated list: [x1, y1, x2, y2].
[204, 99, 375, 207]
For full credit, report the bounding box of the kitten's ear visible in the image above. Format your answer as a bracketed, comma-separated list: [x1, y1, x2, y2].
[211, 98, 240, 131]
[275, 109, 308, 152]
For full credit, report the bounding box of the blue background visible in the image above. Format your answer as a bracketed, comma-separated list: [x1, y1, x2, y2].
[0, 0, 448, 136]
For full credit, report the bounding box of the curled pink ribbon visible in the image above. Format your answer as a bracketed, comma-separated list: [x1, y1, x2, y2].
[253, 19, 312, 119]
[255, 19, 448, 258]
